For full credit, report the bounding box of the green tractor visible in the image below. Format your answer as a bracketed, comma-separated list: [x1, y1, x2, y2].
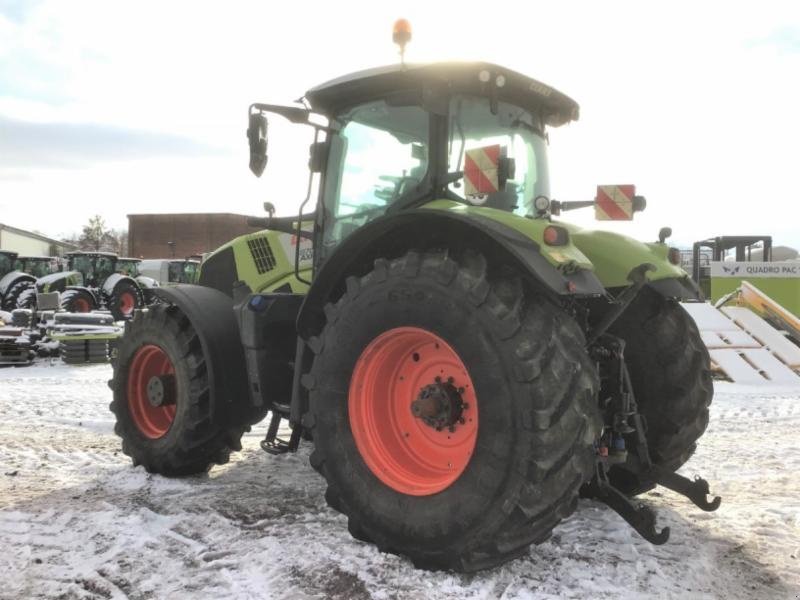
[33, 251, 146, 320]
[0, 250, 39, 311]
[110, 59, 718, 571]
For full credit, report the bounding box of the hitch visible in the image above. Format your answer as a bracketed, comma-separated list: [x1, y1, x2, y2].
[650, 465, 722, 512]
[585, 461, 670, 545]
[588, 332, 721, 544]
[260, 411, 302, 455]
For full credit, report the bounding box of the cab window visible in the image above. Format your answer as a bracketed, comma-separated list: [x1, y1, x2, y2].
[448, 96, 549, 216]
[322, 100, 429, 250]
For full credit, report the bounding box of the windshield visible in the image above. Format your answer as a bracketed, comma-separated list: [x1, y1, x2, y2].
[117, 260, 139, 276]
[182, 262, 199, 283]
[26, 259, 52, 278]
[70, 255, 93, 277]
[448, 96, 549, 217]
[321, 100, 429, 250]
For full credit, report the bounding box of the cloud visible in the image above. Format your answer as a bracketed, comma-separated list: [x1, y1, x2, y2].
[0, 116, 225, 168]
[749, 26, 800, 53]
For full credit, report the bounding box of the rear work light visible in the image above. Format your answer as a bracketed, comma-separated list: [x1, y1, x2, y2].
[543, 226, 569, 246]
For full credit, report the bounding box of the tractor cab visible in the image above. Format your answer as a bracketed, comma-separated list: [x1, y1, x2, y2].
[116, 257, 141, 277]
[0, 250, 16, 278]
[168, 259, 200, 284]
[66, 251, 117, 288]
[249, 63, 579, 258]
[15, 256, 59, 278]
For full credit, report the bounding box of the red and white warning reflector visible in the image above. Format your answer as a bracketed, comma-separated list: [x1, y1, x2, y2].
[464, 144, 501, 198]
[595, 185, 636, 221]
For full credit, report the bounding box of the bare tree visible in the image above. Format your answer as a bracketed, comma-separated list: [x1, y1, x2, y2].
[78, 215, 116, 252]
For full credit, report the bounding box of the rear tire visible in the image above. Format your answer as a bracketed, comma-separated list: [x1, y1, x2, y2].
[110, 304, 246, 476]
[61, 289, 95, 313]
[306, 250, 602, 572]
[607, 289, 713, 495]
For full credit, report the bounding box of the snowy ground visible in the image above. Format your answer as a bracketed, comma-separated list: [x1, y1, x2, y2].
[1, 362, 799, 600]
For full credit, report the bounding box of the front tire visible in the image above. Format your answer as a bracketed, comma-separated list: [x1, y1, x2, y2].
[108, 281, 144, 321]
[608, 288, 713, 495]
[3, 280, 34, 311]
[61, 289, 95, 313]
[15, 287, 37, 310]
[110, 304, 246, 476]
[306, 250, 601, 571]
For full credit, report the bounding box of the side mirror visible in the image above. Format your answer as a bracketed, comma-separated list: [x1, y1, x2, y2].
[247, 111, 268, 177]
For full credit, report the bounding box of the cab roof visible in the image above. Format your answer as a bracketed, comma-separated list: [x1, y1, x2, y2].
[305, 62, 579, 127]
[66, 251, 117, 258]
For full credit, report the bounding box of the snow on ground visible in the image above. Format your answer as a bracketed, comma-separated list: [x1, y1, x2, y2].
[1, 361, 799, 600]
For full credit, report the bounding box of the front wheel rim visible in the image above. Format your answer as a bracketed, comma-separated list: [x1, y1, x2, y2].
[119, 291, 136, 315]
[127, 344, 177, 439]
[73, 297, 91, 312]
[348, 326, 478, 496]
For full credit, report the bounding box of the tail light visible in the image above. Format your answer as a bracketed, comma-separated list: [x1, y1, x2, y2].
[543, 226, 569, 246]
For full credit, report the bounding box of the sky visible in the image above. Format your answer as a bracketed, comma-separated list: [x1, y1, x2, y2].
[1, 0, 799, 250]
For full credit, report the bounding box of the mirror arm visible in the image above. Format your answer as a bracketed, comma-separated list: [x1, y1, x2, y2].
[250, 103, 333, 133]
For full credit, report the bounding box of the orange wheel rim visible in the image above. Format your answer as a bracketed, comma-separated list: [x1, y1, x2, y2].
[127, 344, 177, 439]
[349, 326, 478, 496]
[119, 291, 136, 315]
[73, 297, 91, 312]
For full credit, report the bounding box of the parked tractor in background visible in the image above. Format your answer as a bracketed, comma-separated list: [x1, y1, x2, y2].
[138, 258, 201, 286]
[0, 250, 37, 311]
[111, 28, 718, 572]
[30, 251, 147, 320]
[14, 255, 62, 278]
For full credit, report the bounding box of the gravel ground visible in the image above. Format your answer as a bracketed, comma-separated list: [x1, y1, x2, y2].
[1, 361, 799, 599]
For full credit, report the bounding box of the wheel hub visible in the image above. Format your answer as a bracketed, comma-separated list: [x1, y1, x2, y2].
[146, 374, 176, 407]
[411, 377, 467, 432]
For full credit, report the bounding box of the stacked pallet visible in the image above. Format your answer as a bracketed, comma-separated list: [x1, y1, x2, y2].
[682, 302, 800, 384]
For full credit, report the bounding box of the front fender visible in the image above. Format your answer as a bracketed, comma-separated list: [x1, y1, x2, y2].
[66, 285, 100, 306]
[101, 273, 139, 298]
[297, 208, 605, 339]
[0, 271, 35, 296]
[152, 285, 250, 416]
[37, 270, 82, 293]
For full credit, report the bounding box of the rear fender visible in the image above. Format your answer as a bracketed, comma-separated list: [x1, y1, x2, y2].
[297, 209, 605, 339]
[567, 228, 702, 300]
[152, 285, 250, 421]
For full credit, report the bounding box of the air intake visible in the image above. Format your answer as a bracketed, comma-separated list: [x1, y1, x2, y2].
[247, 236, 277, 274]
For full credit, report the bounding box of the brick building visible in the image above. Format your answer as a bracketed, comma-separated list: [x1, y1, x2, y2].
[127, 213, 254, 259]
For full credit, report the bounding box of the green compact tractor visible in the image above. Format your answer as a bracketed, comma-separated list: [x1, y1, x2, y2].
[110, 60, 718, 571]
[34, 251, 147, 320]
[0, 250, 38, 311]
